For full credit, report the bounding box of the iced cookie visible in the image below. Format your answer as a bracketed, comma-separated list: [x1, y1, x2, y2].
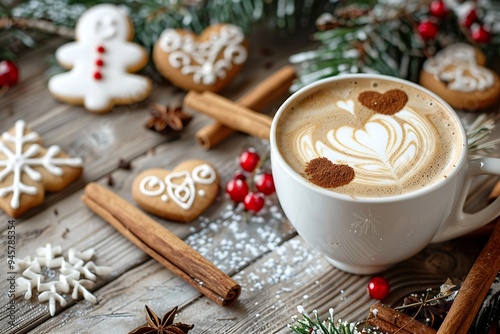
[48, 4, 152, 113]
[0, 120, 83, 218]
[420, 43, 500, 110]
[132, 160, 219, 222]
[153, 24, 248, 92]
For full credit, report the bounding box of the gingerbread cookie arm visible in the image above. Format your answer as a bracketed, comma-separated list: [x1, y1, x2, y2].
[122, 43, 148, 72]
[55, 42, 84, 68]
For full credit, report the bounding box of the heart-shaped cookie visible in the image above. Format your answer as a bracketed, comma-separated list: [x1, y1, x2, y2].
[132, 160, 219, 222]
[153, 24, 249, 93]
[358, 89, 408, 115]
[419, 43, 500, 110]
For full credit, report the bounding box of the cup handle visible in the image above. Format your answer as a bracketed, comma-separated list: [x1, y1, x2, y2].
[431, 157, 500, 243]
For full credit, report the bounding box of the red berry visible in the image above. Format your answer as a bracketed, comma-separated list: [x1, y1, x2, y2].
[367, 276, 390, 300]
[243, 192, 265, 212]
[0, 60, 19, 87]
[429, 0, 448, 18]
[255, 173, 275, 195]
[417, 20, 439, 40]
[471, 24, 491, 44]
[97, 46, 106, 53]
[225, 178, 249, 202]
[93, 72, 103, 80]
[96, 59, 104, 67]
[234, 172, 246, 181]
[239, 150, 260, 172]
[463, 9, 477, 28]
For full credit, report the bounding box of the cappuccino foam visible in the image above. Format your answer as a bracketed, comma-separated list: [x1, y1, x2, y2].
[276, 77, 463, 197]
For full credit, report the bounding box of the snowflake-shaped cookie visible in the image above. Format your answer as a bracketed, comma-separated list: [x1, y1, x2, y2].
[0, 120, 83, 217]
[15, 243, 111, 316]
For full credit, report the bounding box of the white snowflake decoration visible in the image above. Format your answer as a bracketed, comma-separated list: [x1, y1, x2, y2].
[14, 243, 111, 316]
[0, 120, 82, 209]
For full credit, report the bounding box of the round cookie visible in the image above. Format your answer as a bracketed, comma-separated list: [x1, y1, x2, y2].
[48, 4, 152, 113]
[153, 24, 249, 93]
[419, 43, 500, 110]
[132, 160, 220, 223]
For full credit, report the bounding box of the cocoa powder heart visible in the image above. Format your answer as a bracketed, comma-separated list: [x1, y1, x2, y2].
[358, 89, 408, 115]
[305, 157, 354, 188]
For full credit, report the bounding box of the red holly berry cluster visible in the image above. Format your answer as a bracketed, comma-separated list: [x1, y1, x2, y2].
[225, 149, 275, 213]
[417, 0, 491, 44]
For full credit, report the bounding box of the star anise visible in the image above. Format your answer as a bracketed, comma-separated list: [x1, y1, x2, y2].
[145, 103, 193, 135]
[129, 305, 194, 334]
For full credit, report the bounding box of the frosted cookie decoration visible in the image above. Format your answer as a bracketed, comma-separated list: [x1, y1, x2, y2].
[132, 160, 219, 222]
[0, 120, 83, 218]
[48, 4, 152, 113]
[153, 24, 248, 92]
[420, 43, 500, 110]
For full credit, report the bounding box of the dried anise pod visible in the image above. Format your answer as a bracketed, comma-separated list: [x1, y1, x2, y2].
[129, 305, 194, 334]
[145, 103, 193, 135]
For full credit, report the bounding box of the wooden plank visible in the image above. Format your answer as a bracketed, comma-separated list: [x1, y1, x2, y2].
[27, 235, 483, 333]
[0, 131, 293, 333]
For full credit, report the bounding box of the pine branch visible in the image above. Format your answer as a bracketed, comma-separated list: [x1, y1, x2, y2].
[0, 0, 332, 57]
[0, 17, 74, 38]
[288, 306, 361, 334]
[290, 0, 500, 91]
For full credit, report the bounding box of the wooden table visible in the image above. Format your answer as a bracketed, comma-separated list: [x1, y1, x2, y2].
[0, 31, 498, 334]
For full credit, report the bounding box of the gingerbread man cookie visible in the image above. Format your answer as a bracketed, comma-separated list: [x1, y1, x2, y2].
[420, 43, 500, 110]
[132, 160, 219, 222]
[0, 120, 83, 218]
[48, 4, 152, 113]
[153, 24, 248, 92]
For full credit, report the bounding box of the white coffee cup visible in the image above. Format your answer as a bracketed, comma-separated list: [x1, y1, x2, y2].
[270, 74, 500, 275]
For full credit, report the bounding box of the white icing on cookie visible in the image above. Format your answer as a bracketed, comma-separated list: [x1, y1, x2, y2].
[158, 24, 247, 86]
[423, 43, 494, 92]
[0, 120, 83, 209]
[166, 170, 196, 210]
[138, 164, 217, 211]
[192, 164, 217, 184]
[139, 175, 165, 197]
[48, 4, 150, 112]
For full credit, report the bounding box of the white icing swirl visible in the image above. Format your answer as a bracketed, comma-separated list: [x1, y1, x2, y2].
[192, 164, 216, 184]
[424, 43, 494, 92]
[139, 175, 165, 197]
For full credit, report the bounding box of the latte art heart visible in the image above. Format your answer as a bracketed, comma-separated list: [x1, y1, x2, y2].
[297, 99, 436, 187]
[277, 78, 462, 197]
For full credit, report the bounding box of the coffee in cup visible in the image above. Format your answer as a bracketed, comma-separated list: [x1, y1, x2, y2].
[270, 74, 500, 274]
[276, 77, 463, 197]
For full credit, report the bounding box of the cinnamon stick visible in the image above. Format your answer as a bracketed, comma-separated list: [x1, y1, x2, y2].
[82, 182, 241, 306]
[368, 303, 436, 334]
[437, 219, 500, 334]
[184, 91, 272, 140]
[196, 65, 296, 149]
